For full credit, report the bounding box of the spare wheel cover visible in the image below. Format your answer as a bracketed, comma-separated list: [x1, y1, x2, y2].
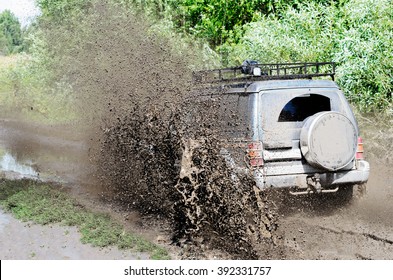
[300, 111, 357, 171]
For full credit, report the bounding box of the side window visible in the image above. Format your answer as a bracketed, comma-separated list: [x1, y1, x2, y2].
[278, 94, 331, 122]
[220, 94, 251, 139]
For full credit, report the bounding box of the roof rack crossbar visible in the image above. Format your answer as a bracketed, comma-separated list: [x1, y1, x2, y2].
[194, 62, 336, 84]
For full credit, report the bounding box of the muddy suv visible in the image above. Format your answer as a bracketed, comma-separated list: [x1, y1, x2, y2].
[195, 62, 369, 200]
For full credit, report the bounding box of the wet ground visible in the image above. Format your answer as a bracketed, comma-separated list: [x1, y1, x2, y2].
[0, 119, 170, 260]
[0, 119, 95, 191]
[0, 209, 148, 260]
[276, 160, 393, 259]
[0, 118, 392, 260]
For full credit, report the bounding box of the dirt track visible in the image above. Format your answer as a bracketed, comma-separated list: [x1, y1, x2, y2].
[0, 209, 149, 260]
[276, 160, 393, 259]
[0, 119, 392, 260]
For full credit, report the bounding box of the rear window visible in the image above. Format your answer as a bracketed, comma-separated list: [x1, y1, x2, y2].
[278, 94, 331, 122]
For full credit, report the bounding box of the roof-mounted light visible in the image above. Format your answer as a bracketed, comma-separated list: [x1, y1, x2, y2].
[253, 67, 261, 76]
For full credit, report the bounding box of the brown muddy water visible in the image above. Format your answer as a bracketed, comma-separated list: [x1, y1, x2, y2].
[0, 120, 97, 193]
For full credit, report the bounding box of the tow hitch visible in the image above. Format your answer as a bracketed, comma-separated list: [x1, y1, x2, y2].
[307, 173, 322, 194]
[289, 173, 339, 195]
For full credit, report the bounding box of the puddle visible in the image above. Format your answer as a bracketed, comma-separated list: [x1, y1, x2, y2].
[0, 120, 101, 196]
[0, 150, 39, 179]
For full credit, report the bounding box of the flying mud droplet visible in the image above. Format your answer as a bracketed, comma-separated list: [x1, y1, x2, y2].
[99, 101, 279, 259]
[37, 0, 280, 259]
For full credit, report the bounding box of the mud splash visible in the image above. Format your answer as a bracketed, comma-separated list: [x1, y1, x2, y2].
[37, 0, 279, 259]
[172, 135, 277, 259]
[99, 100, 278, 259]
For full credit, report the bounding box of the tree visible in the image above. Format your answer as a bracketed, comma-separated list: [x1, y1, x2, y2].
[37, 0, 92, 22]
[0, 10, 23, 55]
[119, 0, 349, 47]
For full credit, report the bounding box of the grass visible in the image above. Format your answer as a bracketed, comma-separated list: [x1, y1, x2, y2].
[0, 54, 19, 68]
[0, 55, 15, 95]
[0, 179, 170, 260]
[0, 54, 77, 125]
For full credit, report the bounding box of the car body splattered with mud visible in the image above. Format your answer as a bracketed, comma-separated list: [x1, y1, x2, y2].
[195, 62, 370, 201]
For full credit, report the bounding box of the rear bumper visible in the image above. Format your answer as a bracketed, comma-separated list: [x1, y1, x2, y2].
[254, 160, 370, 190]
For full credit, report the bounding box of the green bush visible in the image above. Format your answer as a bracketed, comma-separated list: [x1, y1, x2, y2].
[0, 53, 76, 123]
[3, 0, 391, 116]
[223, 3, 338, 63]
[0, 10, 23, 55]
[334, 0, 393, 111]
[224, 0, 392, 112]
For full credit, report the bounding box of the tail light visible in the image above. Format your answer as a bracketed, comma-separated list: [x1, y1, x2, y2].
[356, 136, 364, 160]
[247, 142, 264, 167]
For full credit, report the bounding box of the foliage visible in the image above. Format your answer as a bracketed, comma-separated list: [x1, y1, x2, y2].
[0, 54, 76, 123]
[0, 0, 219, 124]
[333, 0, 393, 110]
[115, 0, 391, 111]
[224, 0, 393, 111]
[120, 0, 349, 46]
[0, 179, 169, 259]
[0, 10, 23, 55]
[223, 3, 338, 63]
[2, 0, 391, 121]
[37, 0, 92, 22]
[170, 0, 270, 46]
[0, 0, 93, 122]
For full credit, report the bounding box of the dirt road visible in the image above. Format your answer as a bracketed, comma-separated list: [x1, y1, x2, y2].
[0, 119, 169, 260]
[277, 159, 393, 259]
[0, 209, 148, 259]
[0, 119, 392, 260]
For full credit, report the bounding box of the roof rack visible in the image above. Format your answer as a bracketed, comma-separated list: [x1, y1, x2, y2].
[193, 62, 336, 85]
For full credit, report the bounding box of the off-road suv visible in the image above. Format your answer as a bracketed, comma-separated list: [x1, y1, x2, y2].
[195, 62, 369, 200]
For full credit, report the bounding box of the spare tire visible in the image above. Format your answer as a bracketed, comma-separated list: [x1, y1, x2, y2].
[300, 111, 357, 171]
